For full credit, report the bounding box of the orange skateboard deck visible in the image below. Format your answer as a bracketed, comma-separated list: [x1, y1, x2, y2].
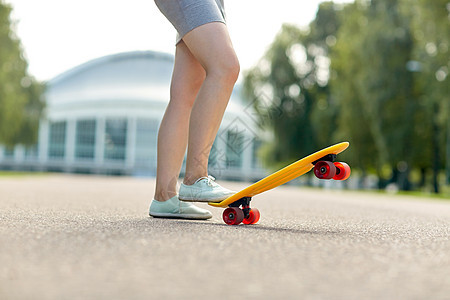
[210, 142, 350, 225]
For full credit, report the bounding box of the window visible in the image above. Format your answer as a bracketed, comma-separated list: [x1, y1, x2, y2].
[25, 145, 38, 160]
[226, 130, 243, 168]
[104, 119, 127, 161]
[135, 119, 158, 167]
[75, 119, 96, 160]
[48, 121, 66, 159]
[252, 139, 262, 169]
[3, 147, 15, 159]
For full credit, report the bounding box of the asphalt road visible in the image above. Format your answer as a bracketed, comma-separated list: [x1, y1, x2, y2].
[1, 175, 449, 300]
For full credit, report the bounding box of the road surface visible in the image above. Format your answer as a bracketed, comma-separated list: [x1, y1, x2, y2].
[1, 175, 449, 299]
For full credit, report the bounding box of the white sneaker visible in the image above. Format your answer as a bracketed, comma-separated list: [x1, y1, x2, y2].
[179, 176, 235, 202]
[149, 195, 212, 220]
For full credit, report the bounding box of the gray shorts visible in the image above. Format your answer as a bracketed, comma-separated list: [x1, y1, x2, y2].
[154, 0, 226, 44]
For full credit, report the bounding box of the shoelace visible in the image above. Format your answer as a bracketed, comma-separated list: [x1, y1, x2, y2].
[195, 175, 217, 187]
[206, 175, 217, 187]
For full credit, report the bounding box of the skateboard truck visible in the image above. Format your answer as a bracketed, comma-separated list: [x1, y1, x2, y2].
[222, 197, 260, 225]
[228, 196, 252, 218]
[312, 154, 336, 165]
[312, 153, 351, 180]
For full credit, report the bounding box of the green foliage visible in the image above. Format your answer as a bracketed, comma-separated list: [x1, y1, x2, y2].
[244, 2, 342, 168]
[407, 0, 450, 189]
[244, 0, 449, 192]
[332, 0, 418, 188]
[0, 1, 45, 147]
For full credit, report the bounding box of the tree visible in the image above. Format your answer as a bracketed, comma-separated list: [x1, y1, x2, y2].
[0, 1, 44, 147]
[330, 1, 379, 177]
[244, 0, 448, 193]
[243, 2, 342, 169]
[332, 0, 419, 190]
[406, 0, 449, 192]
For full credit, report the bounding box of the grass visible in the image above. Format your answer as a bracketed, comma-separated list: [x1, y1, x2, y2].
[0, 170, 48, 177]
[297, 180, 450, 201]
[395, 190, 450, 200]
[342, 186, 450, 201]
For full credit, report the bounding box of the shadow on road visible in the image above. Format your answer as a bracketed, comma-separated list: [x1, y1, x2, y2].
[107, 217, 345, 237]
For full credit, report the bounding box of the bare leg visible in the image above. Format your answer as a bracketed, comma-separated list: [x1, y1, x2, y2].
[153, 41, 206, 202]
[182, 22, 240, 185]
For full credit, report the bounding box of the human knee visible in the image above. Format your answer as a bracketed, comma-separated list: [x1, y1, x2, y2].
[207, 54, 240, 85]
[222, 55, 240, 84]
[227, 56, 240, 83]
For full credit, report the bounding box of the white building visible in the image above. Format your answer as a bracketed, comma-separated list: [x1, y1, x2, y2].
[0, 51, 265, 180]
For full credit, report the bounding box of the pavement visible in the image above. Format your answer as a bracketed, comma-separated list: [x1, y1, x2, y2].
[0, 174, 449, 300]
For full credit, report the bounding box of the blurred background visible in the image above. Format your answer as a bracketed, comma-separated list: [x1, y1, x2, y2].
[0, 0, 448, 195]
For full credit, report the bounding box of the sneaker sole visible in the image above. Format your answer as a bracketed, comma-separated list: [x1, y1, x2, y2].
[178, 195, 233, 202]
[178, 198, 223, 203]
[149, 212, 212, 220]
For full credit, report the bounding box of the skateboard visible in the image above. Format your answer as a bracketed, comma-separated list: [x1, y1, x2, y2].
[209, 142, 351, 225]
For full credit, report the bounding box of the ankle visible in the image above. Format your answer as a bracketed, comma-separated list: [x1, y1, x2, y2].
[183, 173, 207, 186]
[154, 190, 177, 202]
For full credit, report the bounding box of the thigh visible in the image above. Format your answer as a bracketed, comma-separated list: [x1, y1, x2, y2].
[155, 0, 226, 44]
[181, 22, 239, 74]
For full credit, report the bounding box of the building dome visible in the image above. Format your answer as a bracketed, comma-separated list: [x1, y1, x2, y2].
[1, 51, 264, 180]
[48, 51, 173, 109]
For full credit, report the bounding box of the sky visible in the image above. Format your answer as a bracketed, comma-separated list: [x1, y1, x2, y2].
[6, 0, 352, 82]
